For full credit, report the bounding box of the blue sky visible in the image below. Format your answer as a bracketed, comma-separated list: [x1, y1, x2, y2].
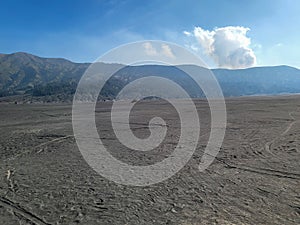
[0, 0, 299, 68]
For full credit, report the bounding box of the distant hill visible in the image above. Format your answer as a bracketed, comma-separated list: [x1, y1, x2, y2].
[0, 52, 89, 97]
[0, 52, 300, 102]
[213, 66, 300, 96]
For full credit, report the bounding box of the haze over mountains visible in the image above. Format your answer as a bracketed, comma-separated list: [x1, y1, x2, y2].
[1, 52, 300, 101]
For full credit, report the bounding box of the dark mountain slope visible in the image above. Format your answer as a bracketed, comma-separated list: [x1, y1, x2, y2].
[0, 52, 300, 101]
[0, 52, 89, 96]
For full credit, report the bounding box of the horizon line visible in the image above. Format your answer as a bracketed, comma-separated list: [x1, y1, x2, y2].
[1, 51, 299, 70]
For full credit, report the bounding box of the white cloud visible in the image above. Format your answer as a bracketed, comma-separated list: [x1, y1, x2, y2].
[161, 44, 175, 58]
[143, 42, 176, 59]
[183, 31, 192, 37]
[189, 45, 199, 52]
[143, 42, 158, 56]
[186, 26, 256, 69]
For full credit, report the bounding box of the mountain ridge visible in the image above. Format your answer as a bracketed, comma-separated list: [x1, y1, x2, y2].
[1, 52, 300, 101]
[2, 52, 299, 70]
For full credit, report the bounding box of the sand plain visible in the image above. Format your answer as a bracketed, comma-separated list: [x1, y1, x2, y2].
[0, 96, 299, 224]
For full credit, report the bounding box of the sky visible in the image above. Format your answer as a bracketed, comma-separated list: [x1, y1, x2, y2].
[0, 0, 299, 68]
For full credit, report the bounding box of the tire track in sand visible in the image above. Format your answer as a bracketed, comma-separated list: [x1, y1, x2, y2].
[0, 196, 50, 225]
[263, 109, 299, 156]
